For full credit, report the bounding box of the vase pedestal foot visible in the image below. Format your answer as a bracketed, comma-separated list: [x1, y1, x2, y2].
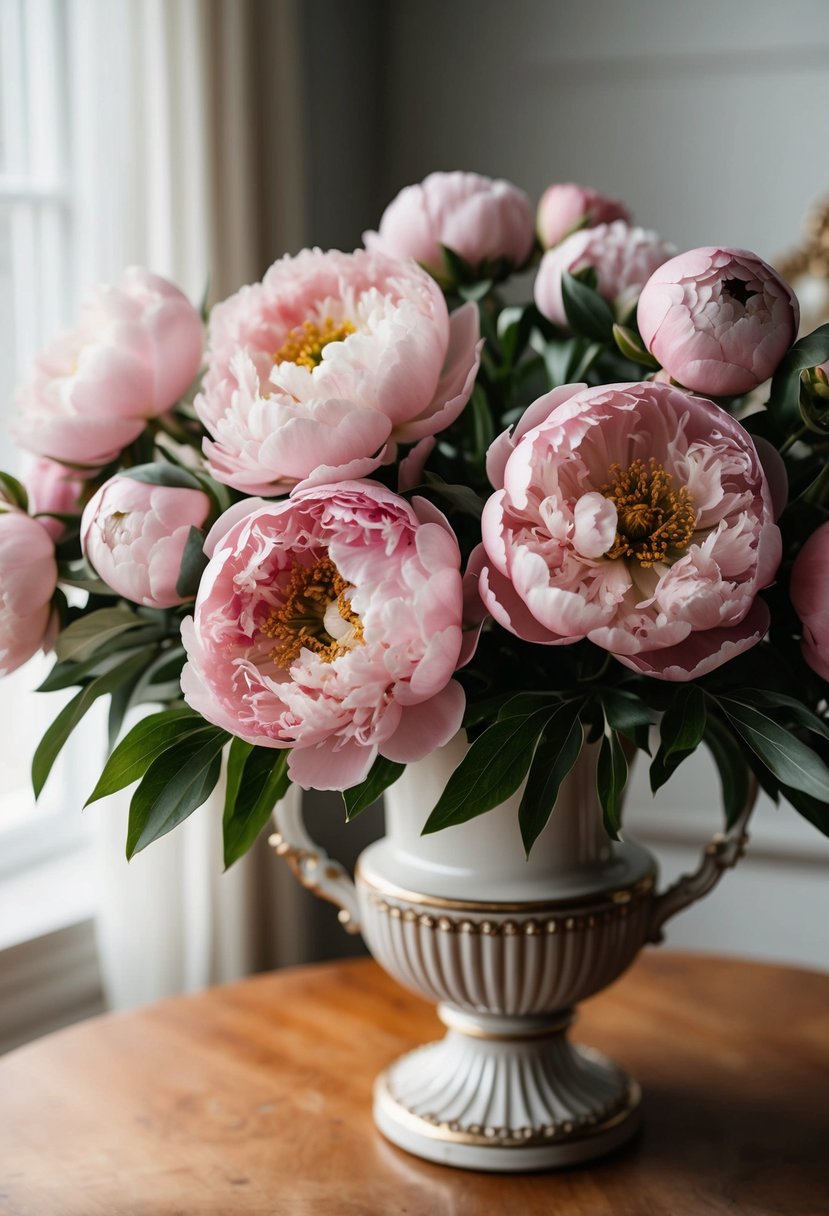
[373, 1005, 641, 1172]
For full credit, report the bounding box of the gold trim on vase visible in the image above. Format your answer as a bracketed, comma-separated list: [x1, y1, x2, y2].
[374, 1070, 641, 1149]
[356, 863, 655, 922]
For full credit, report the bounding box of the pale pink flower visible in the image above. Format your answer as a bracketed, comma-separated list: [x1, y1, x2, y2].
[14, 267, 203, 467]
[479, 381, 781, 681]
[534, 221, 674, 329]
[180, 482, 466, 790]
[81, 473, 211, 608]
[0, 509, 58, 675]
[364, 171, 535, 276]
[791, 522, 829, 682]
[536, 183, 630, 249]
[25, 458, 86, 541]
[637, 247, 799, 396]
[195, 248, 481, 495]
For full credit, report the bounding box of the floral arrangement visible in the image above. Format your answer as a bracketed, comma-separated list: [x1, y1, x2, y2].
[5, 170, 829, 865]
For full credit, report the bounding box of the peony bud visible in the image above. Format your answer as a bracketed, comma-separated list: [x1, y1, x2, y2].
[534, 221, 673, 330]
[0, 509, 58, 675]
[637, 247, 799, 397]
[25, 458, 86, 541]
[81, 470, 212, 608]
[363, 171, 535, 279]
[791, 521, 829, 682]
[536, 183, 630, 249]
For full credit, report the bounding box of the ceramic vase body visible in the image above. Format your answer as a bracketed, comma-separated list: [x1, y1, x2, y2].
[356, 733, 654, 1170]
[271, 731, 753, 1172]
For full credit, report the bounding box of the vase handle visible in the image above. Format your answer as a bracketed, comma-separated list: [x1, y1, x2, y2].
[646, 776, 757, 944]
[268, 789, 362, 934]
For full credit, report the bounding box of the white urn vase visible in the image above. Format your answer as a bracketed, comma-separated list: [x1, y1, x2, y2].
[271, 732, 753, 1172]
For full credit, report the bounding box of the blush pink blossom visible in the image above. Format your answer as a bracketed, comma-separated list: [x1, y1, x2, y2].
[14, 267, 203, 467]
[534, 221, 674, 329]
[536, 183, 630, 249]
[363, 171, 535, 276]
[180, 482, 466, 790]
[81, 473, 211, 608]
[0, 509, 58, 675]
[195, 248, 482, 495]
[478, 380, 780, 681]
[637, 247, 799, 396]
[790, 522, 829, 682]
[25, 458, 86, 541]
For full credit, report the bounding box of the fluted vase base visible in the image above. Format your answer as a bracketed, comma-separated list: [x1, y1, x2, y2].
[374, 1005, 641, 1171]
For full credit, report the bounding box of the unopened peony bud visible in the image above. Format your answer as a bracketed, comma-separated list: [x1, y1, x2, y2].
[364, 171, 535, 279]
[637, 247, 799, 397]
[791, 522, 829, 682]
[0, 509, 58, 674]
[81, 470, 212, 608]
[536, 183, 630, 249]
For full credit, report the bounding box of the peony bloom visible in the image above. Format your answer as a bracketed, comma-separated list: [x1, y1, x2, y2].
[26, 458, 86, 541]
[534, 220, 674, 330]
[14, 267, 203, 467]
[195, 248, 481, 495]
[81, 472, 212, 608]
[478, 380, 781, 681]
[363, 171, 535, 276]
[0, 509, 58, 675]
[180, 482, 466, 790]
[637, 247, 799, 396]
[536, 183, 630, 249]
[790, 522, 829, 682]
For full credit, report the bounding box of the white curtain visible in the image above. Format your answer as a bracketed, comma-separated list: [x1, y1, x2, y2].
[68, 0, 313, 1008]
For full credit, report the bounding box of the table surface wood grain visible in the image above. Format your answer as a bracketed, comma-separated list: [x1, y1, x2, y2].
[0, 952, 827, 1215]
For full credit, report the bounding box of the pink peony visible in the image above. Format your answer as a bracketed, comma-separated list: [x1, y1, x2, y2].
[180, 482, 466, 790]
[14, 267, 203, 467]
[363, 171, 535, 275]
[478, 380, 781, 681]
[0, 509, 58, 675]
[637, 247, 799, 396]
[534, 221, 674, 329]
[26, 458, 86, 541]
[81, 473, 212, 608]
[195, 248, 482, 495]
[790, 522, 829, 682]
[536, 183, 630, 249]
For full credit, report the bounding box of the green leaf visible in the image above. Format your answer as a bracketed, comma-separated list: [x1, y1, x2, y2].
[720, 698, 829, 802]
[767, 323, 829, 427]
[612, 324, 660, 369]
[497, 692, 563, 719]
[55, 607, 147, 663]
[127, 727, 228, 858]
[175, 525, 208, 599]
[422, 710, 552, 834]
[85, 706, 204, 804]
[784, 788, 829, 838]
[597, 730, 628, 839]
[560, 271, 615, 342]
[601, 689, 655, 752]
[419, 473, 485, 519]
[0, 471, 29, 510]
[120, 462, 205, 491]
[223, 748, 291, 868]
[458, 278, 493, 303]
[543, 337, 579, 387]
[32, 648, 156, 798]
[731, 690, 829, 741]
[650, 685, 707, 793]
[38, 626, 166, 691]
[343, 755, 405, 821]
[519, 706, 584, 853]
[703, 716, 751, 828]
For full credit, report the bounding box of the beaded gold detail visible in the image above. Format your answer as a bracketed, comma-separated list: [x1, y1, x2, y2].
[262, 556, 363, 667]
[273, 316, 356, 370]
[602, 457, 695, 567]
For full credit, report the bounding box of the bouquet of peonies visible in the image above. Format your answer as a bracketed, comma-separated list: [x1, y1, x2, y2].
[5, 171, 829, 864]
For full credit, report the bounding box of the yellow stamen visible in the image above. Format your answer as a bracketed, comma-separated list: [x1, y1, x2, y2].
[602, 458, 695, 567]
[273, 316, 356, 370]
[261, 556, 363, 667]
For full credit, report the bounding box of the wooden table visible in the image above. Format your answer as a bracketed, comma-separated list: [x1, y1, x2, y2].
[0, 953, 827, 1215]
